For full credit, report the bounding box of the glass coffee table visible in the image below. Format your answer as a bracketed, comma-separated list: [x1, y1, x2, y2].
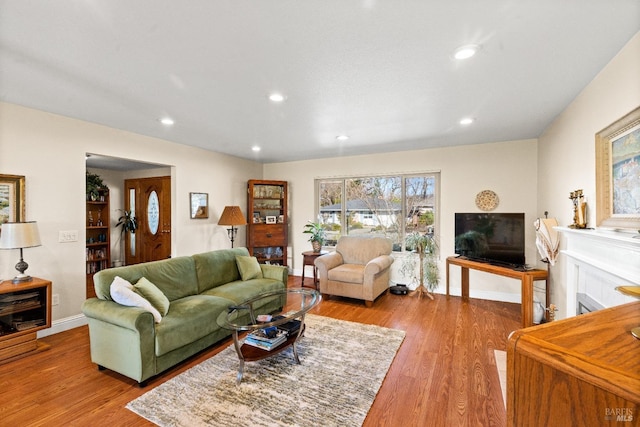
[217, 288, 321, 384]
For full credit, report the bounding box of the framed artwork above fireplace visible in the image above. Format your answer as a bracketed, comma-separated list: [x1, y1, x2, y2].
[595, 106, 640, 230]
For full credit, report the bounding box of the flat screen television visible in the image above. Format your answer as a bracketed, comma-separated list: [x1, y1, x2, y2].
[454, 212, 525, 267]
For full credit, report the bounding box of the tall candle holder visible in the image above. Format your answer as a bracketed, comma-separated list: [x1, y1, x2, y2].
[568, 189, 587, 229]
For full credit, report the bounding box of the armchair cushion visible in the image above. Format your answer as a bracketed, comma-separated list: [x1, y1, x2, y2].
[328, 264, 365, 284]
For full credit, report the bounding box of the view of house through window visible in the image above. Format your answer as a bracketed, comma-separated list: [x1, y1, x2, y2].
[317, 173, 439, 251]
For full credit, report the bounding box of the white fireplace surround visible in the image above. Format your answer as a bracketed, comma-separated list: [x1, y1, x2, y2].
[557, 226, 640, 316]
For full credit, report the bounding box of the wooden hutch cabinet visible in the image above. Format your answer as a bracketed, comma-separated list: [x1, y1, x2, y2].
[0, 277, 52, 364]
[86, 188, 110, 298]
[247, 180, 288, 266]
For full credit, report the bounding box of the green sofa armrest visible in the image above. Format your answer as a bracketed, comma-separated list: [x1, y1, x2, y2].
[82, 298, 156, 332]
[82, 297, 157, 383]
[260, 264, 288, 283]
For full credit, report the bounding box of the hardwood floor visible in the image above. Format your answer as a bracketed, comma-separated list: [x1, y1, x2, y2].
[0, 276, 520, 426]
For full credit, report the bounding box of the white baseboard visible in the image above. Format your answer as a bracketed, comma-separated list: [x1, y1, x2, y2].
[37, 314, 87, 338]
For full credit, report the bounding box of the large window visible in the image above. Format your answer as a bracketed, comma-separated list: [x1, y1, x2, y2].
[317, 173, 439, 251]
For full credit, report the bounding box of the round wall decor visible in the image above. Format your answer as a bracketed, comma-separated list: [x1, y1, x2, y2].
[475, 190, 499, 211]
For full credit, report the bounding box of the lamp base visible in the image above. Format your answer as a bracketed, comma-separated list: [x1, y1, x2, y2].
[12, 273, 32, 284]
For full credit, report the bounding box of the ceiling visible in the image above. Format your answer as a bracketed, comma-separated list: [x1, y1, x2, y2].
[1, 1, 639, 164]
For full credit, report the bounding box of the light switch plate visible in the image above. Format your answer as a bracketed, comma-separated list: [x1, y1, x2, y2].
[58, 230, 78, 242]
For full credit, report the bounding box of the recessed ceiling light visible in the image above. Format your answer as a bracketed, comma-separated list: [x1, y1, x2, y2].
[268, 93, 285, 103]
[252, 146, 261, 152]
[453, 44, 480, 60]
[336, 135, 350, 141]
[160, 117, 175, 126]
[459, 117, 474, 125]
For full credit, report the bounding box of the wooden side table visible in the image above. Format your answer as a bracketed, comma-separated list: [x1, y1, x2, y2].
[301, 250, 327, 288]
[0, 277, 52, 364]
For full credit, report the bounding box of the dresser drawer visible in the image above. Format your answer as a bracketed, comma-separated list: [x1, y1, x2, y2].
[250, 224, 286, 246]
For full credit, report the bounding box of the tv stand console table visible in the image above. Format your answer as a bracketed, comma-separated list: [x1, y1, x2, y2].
[445, 256, 549, 327]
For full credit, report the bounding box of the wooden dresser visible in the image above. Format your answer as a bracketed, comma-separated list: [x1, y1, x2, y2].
[507, 301, 640, 426]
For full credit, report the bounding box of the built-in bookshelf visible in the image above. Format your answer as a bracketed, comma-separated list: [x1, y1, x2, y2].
[86, 188, 110, 298]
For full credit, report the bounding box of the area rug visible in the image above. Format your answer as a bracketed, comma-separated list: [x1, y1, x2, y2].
[126, 314, 405, 426]
[494, 350, 507, 408]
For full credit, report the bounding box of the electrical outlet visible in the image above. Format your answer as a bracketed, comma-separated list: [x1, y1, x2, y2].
[58, 230, 78, 242]
[52, 294, 60, 306]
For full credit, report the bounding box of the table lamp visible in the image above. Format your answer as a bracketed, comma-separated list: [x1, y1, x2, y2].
[0, 221, 42, 284]
[218, 206, 247, 248]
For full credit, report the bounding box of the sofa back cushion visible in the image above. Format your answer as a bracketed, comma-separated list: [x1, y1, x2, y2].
[93, 256, 198, 302]
[193, 247, 248, 293]
[336, 236, 393, 265]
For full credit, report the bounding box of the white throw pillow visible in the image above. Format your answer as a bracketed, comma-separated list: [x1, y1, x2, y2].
[110, 276, 162, 323]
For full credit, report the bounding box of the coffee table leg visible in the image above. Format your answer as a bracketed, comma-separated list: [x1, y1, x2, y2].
[292, 343, 300, 364]
[231, 330, 245, 384]
[236, 360, 245, 385]
[291, 316, 307, 364]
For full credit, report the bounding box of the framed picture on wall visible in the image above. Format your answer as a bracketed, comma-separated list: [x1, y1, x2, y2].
[595, 106, 640, 230]
[0, 174, 25, 234]
[190, 192, 209, 219]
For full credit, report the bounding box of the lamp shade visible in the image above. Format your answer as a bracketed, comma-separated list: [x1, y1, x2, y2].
[0, 221, 42, 249]
[218, 206, 247, 226]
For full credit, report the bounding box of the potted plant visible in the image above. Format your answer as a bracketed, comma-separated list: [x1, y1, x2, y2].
[405, 232, 439, 299]
[303, 221, 326, 252]
[115, 209, 137, 265]
[86, 171, 106, 201]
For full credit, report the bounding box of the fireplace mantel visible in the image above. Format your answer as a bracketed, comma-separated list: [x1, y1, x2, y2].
[556, 226, 639, 316]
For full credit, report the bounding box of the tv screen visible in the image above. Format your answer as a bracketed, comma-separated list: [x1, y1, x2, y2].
[454, 213, 525, 267]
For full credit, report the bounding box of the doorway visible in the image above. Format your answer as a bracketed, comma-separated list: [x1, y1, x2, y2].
[123, 176, 172, 265]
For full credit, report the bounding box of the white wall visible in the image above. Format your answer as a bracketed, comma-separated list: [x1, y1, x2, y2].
[0, 103, 263, 327]
[265, 138, 540, 303]
[537, 31, 640, 318]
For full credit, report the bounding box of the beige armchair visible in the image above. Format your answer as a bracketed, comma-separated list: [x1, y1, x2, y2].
[314, 236, 394, 307]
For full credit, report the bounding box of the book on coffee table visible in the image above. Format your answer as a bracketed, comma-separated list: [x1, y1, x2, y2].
[245, 328, 287, 350]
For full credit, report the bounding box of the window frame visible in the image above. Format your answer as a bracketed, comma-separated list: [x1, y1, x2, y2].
[315, 172, 440, 252]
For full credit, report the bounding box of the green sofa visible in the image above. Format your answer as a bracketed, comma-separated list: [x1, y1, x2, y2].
[81, 247, 288, 385]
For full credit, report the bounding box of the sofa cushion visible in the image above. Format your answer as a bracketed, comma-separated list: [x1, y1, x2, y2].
[203, 278, 285, 305]
[109, 276, 163, 323]
[154, 295, 233, 356]
[193, 247, 248, 293]
[93, 256, 198, 302]
[327, 264, 365, 284]
[236, 256, 263, 281]
[134, 277, 170, 316]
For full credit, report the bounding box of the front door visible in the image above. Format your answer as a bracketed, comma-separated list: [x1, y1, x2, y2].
[124, 176, 171, 265]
